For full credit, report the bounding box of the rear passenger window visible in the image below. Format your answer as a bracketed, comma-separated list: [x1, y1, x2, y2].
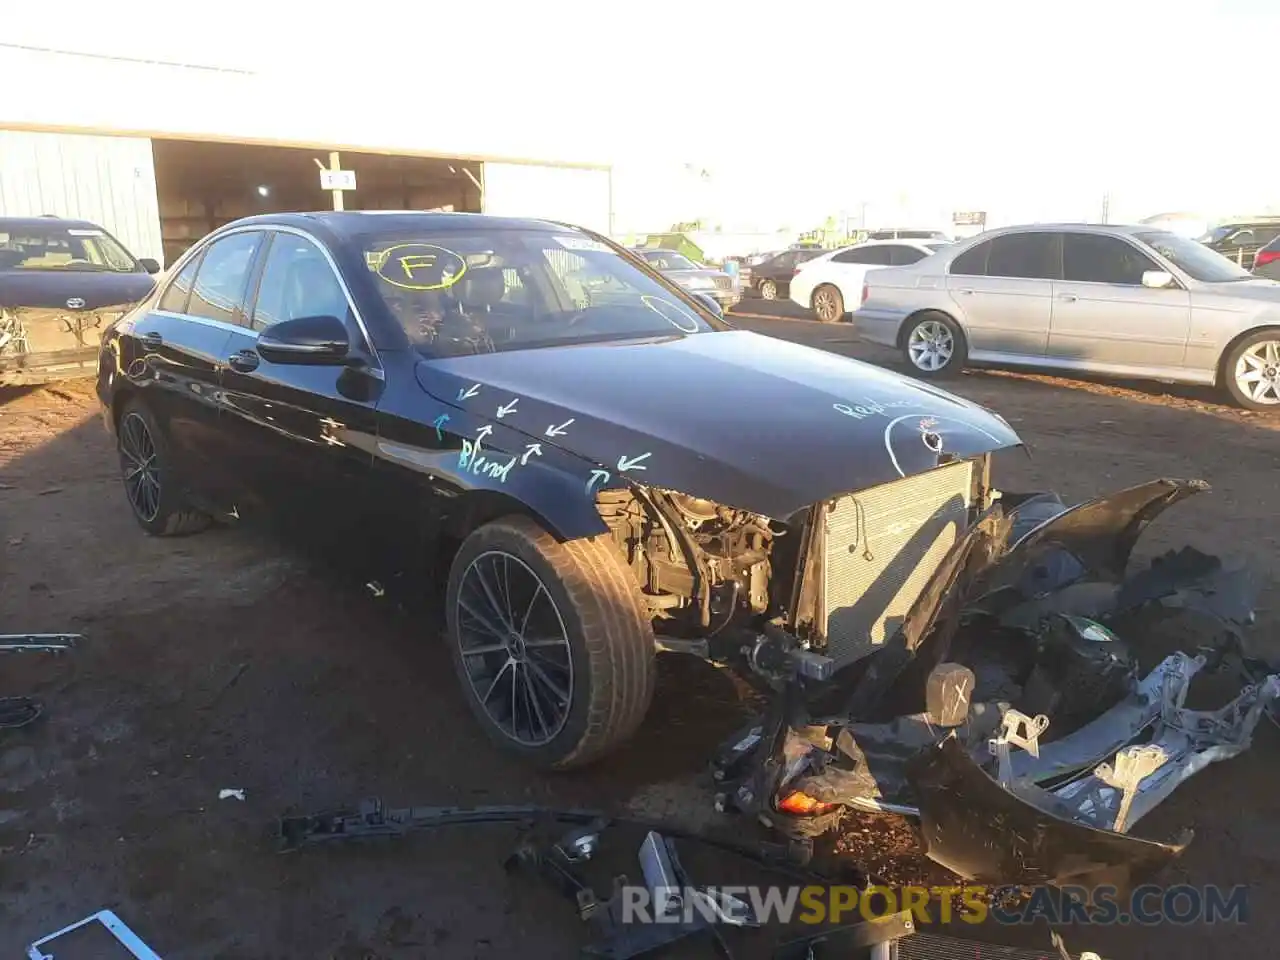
[187, 232, 264, 326]
[833, 247, 890, 265]
[987, 233, 1060, 280]
[889, 246, 927, 266]
[158, 254, 201, 313]
[950, 240, 991, 276]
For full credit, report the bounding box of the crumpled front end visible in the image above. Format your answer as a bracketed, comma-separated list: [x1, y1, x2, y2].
[712, 478, 1277, 893]
[0, 304, 124, 383]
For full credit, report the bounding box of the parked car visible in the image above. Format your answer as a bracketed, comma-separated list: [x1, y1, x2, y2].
[855, 223, 1280, 409]
[866, 228, 951, 241]
[1253, 234, 1280, 281]
[0, 216, 160, 384]
[744, 248, 827, 300]
[790, 240, 950, 322]
[1198, 218, 1280, 271]
[635, 248, 739, 310]
[97, 210, 1029, 770]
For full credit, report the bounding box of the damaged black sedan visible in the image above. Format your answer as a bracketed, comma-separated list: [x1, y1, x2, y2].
[95, 212, 1275, 863]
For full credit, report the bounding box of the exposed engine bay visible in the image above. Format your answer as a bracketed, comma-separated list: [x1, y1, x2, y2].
[596, 469, 1276, 893]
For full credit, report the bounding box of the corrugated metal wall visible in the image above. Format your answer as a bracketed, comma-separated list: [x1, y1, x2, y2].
[0, 130, 163, 265]
[482, 163, 612, 234]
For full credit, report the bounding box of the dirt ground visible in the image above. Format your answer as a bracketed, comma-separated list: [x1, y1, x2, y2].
[3, 316, 1279, 959]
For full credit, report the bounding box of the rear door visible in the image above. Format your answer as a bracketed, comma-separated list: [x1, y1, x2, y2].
[823, 245, 893, 302]
[1049, 232, 1191, 370]
[946, 233, 1058, 358]
[132, 230, 264, 511]
[216, 228, 382, 538]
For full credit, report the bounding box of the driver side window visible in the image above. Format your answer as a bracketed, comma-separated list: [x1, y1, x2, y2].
[251, 233, 350, 331]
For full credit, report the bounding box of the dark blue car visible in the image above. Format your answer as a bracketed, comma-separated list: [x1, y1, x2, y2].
[0, 216, 159, 383]
[95, 211, 1021, 770]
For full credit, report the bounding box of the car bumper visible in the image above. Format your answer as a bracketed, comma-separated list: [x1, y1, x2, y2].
[1253, 263, 1280, 282]
[850, 307, 902, 346]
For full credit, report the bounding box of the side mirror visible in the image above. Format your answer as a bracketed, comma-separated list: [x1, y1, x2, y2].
[1142, 270, 1175, 289]
[257, 314, 350, 365]
[694, 292, 724, 318]
[139, 258, 161, 274]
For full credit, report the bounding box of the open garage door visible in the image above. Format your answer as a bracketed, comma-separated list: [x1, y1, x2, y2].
[482, 162, 612, 234]
[152, 140, 483, 266]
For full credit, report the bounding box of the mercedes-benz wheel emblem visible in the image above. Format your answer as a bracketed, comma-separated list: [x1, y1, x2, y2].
[66, 297, 86, 309]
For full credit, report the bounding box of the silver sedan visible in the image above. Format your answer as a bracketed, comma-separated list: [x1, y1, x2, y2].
[854, 223, 1280, 409]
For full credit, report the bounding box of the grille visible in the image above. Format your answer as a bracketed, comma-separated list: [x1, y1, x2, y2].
[713, 276, 733, 292]
[821, 460, 975, 666]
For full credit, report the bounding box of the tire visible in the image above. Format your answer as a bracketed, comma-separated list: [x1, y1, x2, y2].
[759, 278, 778, 300]
[116, 398, 211, 536]
[811, 284, 844, 323]
[901, 311, 967, 377]
[445, 514, 656, 770]
[1222, 329, 1280, 410]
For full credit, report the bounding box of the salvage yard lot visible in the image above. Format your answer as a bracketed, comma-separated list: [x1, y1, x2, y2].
[3, 317, 1280, 959]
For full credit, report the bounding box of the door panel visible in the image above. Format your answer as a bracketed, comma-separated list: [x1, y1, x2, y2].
[947, 233, 1058, 358]
[215, 231, 382, 543]
[1049, 233, 1191, 369]
[948, 276, 1053, 356]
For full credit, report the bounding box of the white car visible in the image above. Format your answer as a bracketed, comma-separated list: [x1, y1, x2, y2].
[789, 239, 950, 322]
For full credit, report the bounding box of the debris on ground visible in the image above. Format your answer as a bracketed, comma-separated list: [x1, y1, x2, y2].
[711, 479, 1277, 893]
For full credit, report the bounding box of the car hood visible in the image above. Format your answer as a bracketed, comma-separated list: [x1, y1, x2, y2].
[414, 330, 1022, 518]
[1204, 278, 1280, 300]
[0, 269, 155, 310]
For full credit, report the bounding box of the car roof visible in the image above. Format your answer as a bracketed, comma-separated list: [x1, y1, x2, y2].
[979, 223, 1167, 237]
[222, 210, 586, 239]
[0, 215, 108, 232]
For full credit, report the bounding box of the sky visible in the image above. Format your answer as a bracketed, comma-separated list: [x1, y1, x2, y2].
[5, 0, 1279, 233]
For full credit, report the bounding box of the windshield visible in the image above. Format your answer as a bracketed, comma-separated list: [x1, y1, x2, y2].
[1135, 230, 1254, 283]
[361, 229, 719, 358]
[642, 251, 698, 271]
[0, 223, 141, 273]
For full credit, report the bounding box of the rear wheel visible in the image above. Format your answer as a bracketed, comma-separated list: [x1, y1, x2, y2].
[1223, 331, 1280, 410]
[445, 515, 656, 770]
[758, 278, 778, 300]
[812, 284, 844, 323]
[116, 398, 210, 536]
[902, 312, 967, 377]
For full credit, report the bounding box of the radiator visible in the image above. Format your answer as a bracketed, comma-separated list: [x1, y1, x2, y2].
[821, 460, 976, 666]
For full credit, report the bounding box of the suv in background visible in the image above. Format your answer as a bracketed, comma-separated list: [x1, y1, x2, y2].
[790, 239, 949, 322]
[1252, 234, 1280, 281]
[0, 216, 159, 384]
[866, 228, 951, 241]
[1199, 218, 1280, 270]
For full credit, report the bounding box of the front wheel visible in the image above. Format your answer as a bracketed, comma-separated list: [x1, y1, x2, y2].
[1223, 331, 1280, 410]
[445, 515, 656, 770]
[902, 312, 967, 377]
[811, 284, 844, 323]
[758, 278, 778, 300]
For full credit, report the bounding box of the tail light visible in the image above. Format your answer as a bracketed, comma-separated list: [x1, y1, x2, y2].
[861, 282, 870, 305]
[1256, 247, 1280, 268]
[777, 790, 836, 816]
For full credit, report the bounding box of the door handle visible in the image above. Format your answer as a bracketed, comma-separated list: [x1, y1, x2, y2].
[140, 331, 163, 350]
[955, 288, 973, 295]
[1058, 293, 1079, 302]
[227, 349, 260, 373]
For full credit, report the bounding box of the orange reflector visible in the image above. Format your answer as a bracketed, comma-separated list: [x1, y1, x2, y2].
[778, 791, 835, 816]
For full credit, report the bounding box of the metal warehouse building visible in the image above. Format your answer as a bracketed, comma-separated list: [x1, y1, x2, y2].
[0, 45, 614, 268]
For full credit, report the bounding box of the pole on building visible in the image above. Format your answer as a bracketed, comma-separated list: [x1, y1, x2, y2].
[329, 152, 344, 211]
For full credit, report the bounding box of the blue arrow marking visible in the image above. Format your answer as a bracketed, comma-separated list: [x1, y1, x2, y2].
[432, 413, 451, 442]
[585, 469, 611, 495]
[616, 452, 652, 472]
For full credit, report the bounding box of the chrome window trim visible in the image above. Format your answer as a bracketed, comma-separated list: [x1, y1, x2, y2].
[153, 222, 384, 372]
